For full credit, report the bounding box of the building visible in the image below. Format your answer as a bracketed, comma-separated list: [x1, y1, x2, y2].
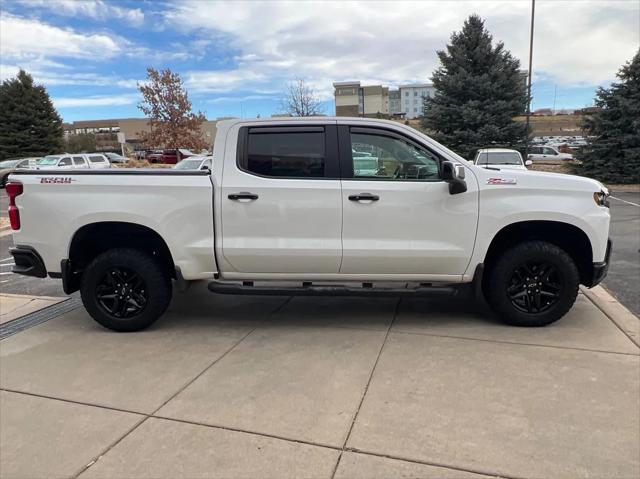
[333, 81, 390, 117]
[398, 84, 436, 120]
[389, 90, 402, 117]
[63, 118, 218, 151]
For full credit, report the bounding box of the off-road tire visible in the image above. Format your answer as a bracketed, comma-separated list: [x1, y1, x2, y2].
[80, 248, 172, 332]
[484, 241, 580, 327]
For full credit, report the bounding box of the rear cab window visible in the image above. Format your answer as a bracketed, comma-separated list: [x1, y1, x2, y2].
[238, 126, 339, 179]
[88, 155, 106, 163]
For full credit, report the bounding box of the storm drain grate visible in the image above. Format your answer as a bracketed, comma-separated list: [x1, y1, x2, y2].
[0, 297, 82, 340]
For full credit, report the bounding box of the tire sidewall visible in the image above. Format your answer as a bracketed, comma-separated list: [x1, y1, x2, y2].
[80, 248, 171, 332]
[486, 241, 580, 327]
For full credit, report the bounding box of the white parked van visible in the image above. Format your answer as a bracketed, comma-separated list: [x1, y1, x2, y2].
[36, 154, 111, 170]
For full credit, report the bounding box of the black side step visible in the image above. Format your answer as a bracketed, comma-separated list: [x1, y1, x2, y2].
[207, 281, 458, 297]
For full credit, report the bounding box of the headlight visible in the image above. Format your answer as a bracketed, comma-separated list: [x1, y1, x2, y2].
[593, 190, 610, 208]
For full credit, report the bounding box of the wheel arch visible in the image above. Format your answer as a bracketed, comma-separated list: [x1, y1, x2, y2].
[65, 221, 176, 293]
[483, 220, 594, 286]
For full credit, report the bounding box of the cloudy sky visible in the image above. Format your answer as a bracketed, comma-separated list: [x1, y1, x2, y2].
[1, 0, 638, 122]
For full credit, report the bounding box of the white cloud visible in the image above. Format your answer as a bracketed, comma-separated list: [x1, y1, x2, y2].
[0, 13, 122, 61]
[53, 93, 139, 108]
[166, 0, 639, 94]
[17, 0, 144, 25]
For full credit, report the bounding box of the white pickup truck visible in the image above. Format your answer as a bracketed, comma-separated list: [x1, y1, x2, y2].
[7, 118, 611, 331]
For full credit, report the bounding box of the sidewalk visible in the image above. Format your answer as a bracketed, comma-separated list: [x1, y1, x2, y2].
[1, 283, 638, 478]
[0, 293, 66, 324]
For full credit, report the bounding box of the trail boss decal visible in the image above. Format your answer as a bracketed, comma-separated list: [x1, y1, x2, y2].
[39, 177, 76, 184]
[487, 177, 517, 185]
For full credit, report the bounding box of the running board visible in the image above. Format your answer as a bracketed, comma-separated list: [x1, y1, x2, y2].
[207, 281, 459, 297]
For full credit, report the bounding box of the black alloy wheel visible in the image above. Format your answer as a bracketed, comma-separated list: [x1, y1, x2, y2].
[507, 261, 563, 313]
[96, 267, 148, 318]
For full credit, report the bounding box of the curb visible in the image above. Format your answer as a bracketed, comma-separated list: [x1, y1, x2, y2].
[581, 285, 640, 347]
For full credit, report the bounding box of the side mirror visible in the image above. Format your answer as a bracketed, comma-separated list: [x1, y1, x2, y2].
[525, 159, 533, 166]
[442, 161, 467, 194]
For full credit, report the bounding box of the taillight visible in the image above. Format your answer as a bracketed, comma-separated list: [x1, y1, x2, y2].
[6, 181, 23, 230]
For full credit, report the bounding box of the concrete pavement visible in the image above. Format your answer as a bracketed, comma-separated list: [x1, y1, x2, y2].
[1, 283, 638, 479]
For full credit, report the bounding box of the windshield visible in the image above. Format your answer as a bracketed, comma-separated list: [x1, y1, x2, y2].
[174, 159, 203, 170]
[476, 152, 522, 165]
[38, 156, 62, 165]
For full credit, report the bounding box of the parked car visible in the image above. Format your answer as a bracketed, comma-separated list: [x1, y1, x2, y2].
[528, 146, 573, 162]
[7, 117, 611, 332]
[0, 158, 39, 187]
[473, 148, 531, 171]
[104, 152, 128, 164]
[143, 150, 164, 163]
[147, 149, 195, 164]
[36, 154, 111, 170]
[84, 153, 112, 169]
[173, 156, 212, 171]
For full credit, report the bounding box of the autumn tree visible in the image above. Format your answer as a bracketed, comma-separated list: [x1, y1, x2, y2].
[281, 79, 324, 116]
[137, 67, 208, 150]
[0, 69, 63, 160]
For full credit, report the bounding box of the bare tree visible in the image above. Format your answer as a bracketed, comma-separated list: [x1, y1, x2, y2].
[137, 67, 208, 150]
[280, 78, 324, 116]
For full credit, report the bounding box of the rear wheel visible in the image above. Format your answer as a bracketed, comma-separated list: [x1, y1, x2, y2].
[80, 248, 171, 331]
[484, 241, 579, 327]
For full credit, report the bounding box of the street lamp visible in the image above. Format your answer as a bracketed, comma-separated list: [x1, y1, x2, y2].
[524, 0, 535, 159]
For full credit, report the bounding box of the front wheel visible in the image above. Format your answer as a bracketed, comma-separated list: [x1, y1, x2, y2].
[484, 241, 579, 327]
[80, 248, 172, 331]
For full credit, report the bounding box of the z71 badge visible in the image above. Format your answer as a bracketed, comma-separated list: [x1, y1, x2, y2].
[487, 177, 517, 185]
[39, 177, 76, 184]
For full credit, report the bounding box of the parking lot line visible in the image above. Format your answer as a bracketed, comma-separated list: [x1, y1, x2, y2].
[0, 257, 13, 263]
[610, 195, 640, 207]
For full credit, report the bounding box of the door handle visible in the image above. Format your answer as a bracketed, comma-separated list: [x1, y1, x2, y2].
[228, 192, 259, 201]
[348, 193, 379, 202]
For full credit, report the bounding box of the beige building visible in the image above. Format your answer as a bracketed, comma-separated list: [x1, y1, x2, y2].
[333, 81, 390, 117]
[63, 118, 218, 151]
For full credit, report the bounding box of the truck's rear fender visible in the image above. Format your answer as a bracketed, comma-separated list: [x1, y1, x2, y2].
[64, 221, 175, 294]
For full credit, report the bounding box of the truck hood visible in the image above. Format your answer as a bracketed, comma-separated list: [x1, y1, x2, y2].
[475, 167, 607, 193]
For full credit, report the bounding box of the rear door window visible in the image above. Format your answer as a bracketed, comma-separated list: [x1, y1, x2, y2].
[241, 127, 327, 178]
[73, 156, 87, 166]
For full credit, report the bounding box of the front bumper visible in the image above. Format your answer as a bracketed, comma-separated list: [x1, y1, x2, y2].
[10, 245, 47, 278]
[590, 239, 612, 287]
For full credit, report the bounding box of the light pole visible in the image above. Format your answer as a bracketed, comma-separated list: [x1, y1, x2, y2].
[524, 0, 535, 159]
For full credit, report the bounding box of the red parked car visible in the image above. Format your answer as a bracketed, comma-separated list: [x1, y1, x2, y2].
[147, 149, 195, 165]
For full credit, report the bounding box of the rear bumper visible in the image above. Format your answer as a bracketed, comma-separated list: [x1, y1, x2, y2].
[590, 239, 612, 287]
[10, 245, 47, 278]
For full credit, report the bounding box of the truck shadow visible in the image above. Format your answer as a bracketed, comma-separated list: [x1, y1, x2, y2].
[163, 281, 504, 332]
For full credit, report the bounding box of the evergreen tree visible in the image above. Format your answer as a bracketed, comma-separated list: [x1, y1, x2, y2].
[0, 70, 63, 161]
[575, 50, 640, 184]
[421, 15, 528, 160]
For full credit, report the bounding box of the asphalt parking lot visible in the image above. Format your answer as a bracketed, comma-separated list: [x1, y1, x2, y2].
[1, 283, 639, 478]
[607, 191, 640, 316]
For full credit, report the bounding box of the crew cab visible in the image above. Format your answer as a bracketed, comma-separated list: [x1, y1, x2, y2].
[6, 118, 611, 332]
